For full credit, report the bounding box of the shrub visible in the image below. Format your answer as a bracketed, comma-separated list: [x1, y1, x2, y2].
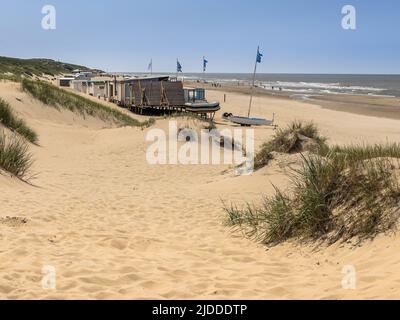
[0, 98, 38, 143]
[254, 121, 327, 169]
[0, 131, 34, 180]
[226, 144, 400, 245]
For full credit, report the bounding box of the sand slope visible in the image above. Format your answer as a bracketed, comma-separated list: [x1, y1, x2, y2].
[1, 81, 400, 299]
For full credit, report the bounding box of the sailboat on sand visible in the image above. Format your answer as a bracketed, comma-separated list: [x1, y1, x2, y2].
[224, 47, 275, 127]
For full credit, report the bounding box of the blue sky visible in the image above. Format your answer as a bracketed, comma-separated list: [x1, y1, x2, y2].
[0, 0, 399, 74]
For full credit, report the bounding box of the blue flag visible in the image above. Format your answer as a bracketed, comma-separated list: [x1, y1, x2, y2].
[177, 60, 183, 72]
[203, 57, 208, 72]
[148, 59, 152, 71]
[256, 47, 263, 63]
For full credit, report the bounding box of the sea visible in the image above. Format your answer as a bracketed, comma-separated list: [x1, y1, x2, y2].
[118, 73, 400, 98]
[180, 73, 400, 98]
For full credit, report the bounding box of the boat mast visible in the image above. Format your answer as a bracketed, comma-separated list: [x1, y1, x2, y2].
[247, 46, 259, 118]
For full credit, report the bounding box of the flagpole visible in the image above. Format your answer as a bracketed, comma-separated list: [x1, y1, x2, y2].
[151, 59, 153, 75]
[247, 47, 259, 118]
[176, 59, 183, 82]
[202, 56, 205, 79]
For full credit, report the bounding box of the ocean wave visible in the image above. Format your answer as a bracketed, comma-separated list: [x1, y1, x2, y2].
[181, 74, 399, 97]
[266, 81, 386, 92]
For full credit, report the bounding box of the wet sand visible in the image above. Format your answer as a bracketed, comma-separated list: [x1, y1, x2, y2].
[185, 80, 400, 120]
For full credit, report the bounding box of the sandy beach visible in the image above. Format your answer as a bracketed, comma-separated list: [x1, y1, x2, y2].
[1, 79, 400, 300]
[187, 80, 400, 120]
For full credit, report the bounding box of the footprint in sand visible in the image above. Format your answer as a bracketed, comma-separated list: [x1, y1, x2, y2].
[110, 239, 129, 250]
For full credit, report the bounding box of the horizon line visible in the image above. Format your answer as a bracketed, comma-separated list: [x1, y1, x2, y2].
[109, 71, 400, 76]
[2, 56, 399, 77]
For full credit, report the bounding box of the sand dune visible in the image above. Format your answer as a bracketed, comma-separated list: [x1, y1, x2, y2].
[1, 81, 400, 299]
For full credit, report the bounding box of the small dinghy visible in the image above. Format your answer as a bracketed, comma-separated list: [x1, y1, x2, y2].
[223, 113, 275, 127]
[229, 116, 272, 126]
[183, 87, 220, 119]
[222, 46, 277, 128]
[184, 101, 221, 113]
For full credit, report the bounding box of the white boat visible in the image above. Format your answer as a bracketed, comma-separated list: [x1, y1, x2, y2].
[229, 116, 272, 126]
[223, 113, 275, 126]
[223, 46, 277, 128]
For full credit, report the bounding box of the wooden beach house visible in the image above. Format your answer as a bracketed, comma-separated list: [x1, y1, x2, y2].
[71, 79, 106, 98]
[87, 80, 106, 98]
[57, 76, 75, 87]
[72, 80, 89, 94]
[67, 74, 220, 119]
[105, 75, 186, 114]
[72, 80, 87, 94]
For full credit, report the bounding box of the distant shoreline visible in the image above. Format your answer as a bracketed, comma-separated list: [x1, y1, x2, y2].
[185, 80, 400, 120]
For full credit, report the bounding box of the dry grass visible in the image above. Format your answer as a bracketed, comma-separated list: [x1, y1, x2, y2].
[254, 121, 327, 170]
[226, 138, 400, 245]
[0, 131, 34, 180]
[21, 79, 155, 128]
[0, 98, 38, 144]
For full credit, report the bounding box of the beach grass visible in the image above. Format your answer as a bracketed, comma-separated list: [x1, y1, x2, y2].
[0, 131, 34, 180]
[0, 74, 21, 82]
[166, 112, 217, 130]
[318, 143, 400, 161]
[226, 141, 400, 245]
[21, 79, 155, 128]
[0, 98, 38, 144]
[254, 121, 327, 169]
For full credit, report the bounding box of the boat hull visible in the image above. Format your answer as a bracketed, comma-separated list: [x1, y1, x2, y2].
[227, 116, 272, 126]
[184, 101, 221, 113]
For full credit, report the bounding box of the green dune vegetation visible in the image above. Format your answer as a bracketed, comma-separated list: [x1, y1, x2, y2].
[0, 98, 38, 144]
[226, 121, 400, 245]
[0, 98, 36, 180]
[0, 131, 33, 180]
[254, 121, 327, 169]
[0, 56, 96, 81]
[21, 79, 155, 128]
